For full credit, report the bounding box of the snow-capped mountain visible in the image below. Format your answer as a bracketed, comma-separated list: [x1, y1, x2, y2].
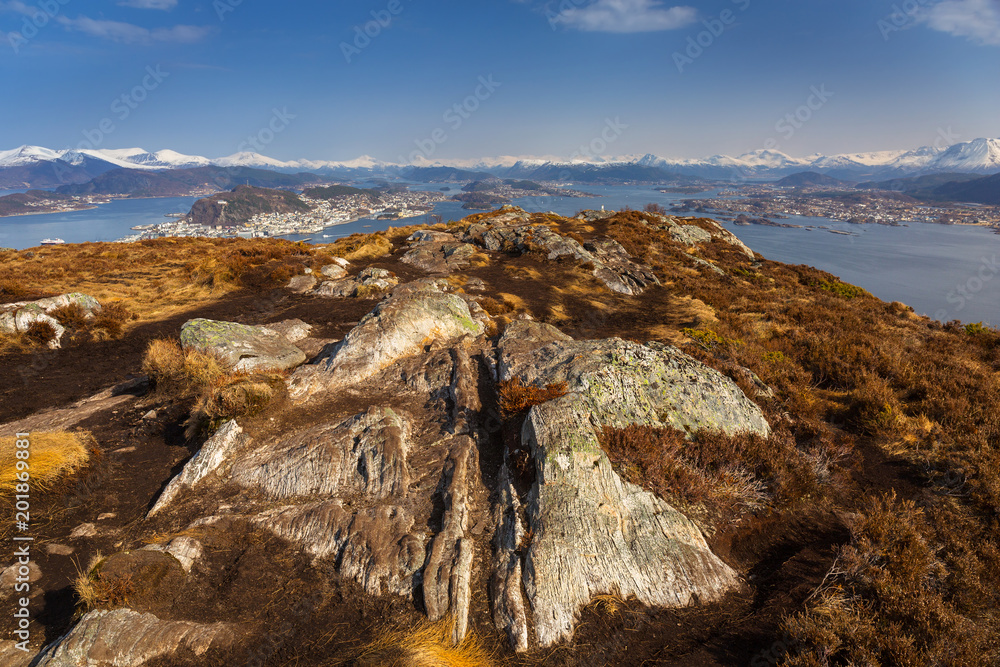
[931, 138, 1000, 173]
[1, 138, 998, 188]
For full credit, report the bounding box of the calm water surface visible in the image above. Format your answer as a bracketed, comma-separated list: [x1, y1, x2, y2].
[2, 185, 997, 324]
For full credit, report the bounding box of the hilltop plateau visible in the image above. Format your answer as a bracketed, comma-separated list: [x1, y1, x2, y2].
[0, 206, 998, 667]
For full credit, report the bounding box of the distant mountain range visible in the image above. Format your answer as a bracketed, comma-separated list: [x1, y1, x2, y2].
[2, 138, 999, 190]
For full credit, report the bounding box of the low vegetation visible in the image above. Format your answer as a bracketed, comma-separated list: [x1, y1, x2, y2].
[497, 377, 568, 418]
[354, 619, 494, 667]
[142, 339, 285, 436]
[0, 431, 94, 493]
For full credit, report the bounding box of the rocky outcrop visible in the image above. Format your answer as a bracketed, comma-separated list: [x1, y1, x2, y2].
[490, 321, 768, 648]
[401, 230, 478, 274]
[0, 293, 99, 349]
[289, 289, 483, 401]
[148, 421, 248, 517]
[230, 407, 409, 500]
[180, 319, 307, 373]
[461, 208, 659, 295]
[422, 436, 476, 644]
[262, 318, 313, 343]
[314, 266, 399, 298]
[252, 501, 425, 597]
[32, 609, 234, 667]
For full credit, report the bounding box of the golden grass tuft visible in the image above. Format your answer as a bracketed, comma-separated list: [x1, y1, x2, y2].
[0, 431, 94, 492]
[72, 551, 137, 611]
[142, 339, 227, 399]
[356, 619, 494, 667]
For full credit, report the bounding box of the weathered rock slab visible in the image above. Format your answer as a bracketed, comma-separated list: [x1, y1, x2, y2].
[32, 609, 234, 667]
[180, 319, 306, 373]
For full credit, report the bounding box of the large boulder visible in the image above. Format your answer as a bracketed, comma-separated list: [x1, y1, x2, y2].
[180, 319, 307, 373]
[32, 609, 235, 667]
[491, 321, 768, 648]
[289, 289, 483, 401]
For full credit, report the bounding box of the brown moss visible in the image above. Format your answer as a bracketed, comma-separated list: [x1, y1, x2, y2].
[497, 377, 568, 418]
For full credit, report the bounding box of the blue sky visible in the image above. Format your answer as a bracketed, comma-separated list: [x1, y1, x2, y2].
[1, 0, 998, 162]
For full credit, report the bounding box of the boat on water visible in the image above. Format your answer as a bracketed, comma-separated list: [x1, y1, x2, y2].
[40, 238, 65, 245]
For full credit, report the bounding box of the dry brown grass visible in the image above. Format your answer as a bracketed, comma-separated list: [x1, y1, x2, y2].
[0, 238, 328, 326]
[72, 552, 137, 611]
[142, 339, 285, 437]
[354, 619, 494, 667]
[0, 431, 94, 492]
[497, 377, 568, 418]
[329, 233, 393, 261]
[143, 338, 227, 400]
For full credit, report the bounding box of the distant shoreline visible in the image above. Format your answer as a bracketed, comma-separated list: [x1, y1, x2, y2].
[0, 205, 98, 219]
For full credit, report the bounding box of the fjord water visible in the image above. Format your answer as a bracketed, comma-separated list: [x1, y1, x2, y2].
[0, 196, 199, 248]
[2, 186, 998, 325]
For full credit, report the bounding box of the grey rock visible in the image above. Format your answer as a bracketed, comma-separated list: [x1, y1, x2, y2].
[1, 561, 41, 598]
[286, 274, 317, 294]
[492, 322, 767, 648]
[45, 544, 74, 556]
[465, 219, 658, 296]
[253, 501, 425, 597]
[422, 437, 476, 643]
[231, 407, 409, 500]
[262, 318, 313, 343]
[0, 306, 66, 349]
[314, 278, 356, 297]
[148, 421, 248, 517]
[490, 466, 529, 652]
[70, 523, 97, 539]
[289, 291, 483, 402]
[320, 263, 348, 279]
[180, 319, 306, 373]
[141, 536, 203, 574]
[32, 609, 234, 667]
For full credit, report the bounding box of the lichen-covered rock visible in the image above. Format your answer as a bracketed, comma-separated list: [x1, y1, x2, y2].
[289, 290, 483, 401]
[422, 437, 476, 643]
[180, 318, 306, 373]
[32, 609, 234, 667]
[320, 262, 349, 279]
[148, 421, 248, 517]
[401, 237, 476, 274]
[491, 321, 767, 648]
[140, 536, 204, 574]
[231, 407, 409, 500]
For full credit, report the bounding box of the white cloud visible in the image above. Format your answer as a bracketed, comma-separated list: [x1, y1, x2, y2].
[118, 0, 179, 9]
[551, 0, 697, 33]
[57, 16, 211, 43]
[920, 0, 1000, 46]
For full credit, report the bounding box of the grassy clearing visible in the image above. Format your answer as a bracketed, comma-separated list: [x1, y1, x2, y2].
[354, 619, 494, 667]
[0, 431, 95, 492]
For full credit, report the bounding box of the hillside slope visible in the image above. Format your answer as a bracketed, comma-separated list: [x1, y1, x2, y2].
[0, 208, 997, 667]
